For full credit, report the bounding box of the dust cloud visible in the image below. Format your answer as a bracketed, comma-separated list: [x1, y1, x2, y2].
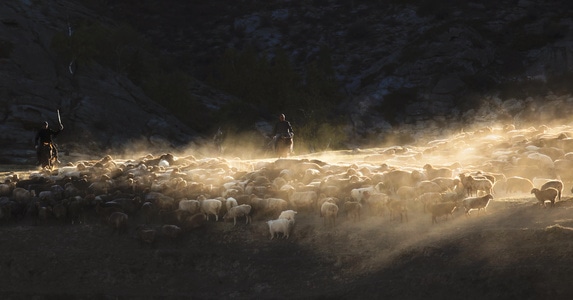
[8, 98, 573, 284]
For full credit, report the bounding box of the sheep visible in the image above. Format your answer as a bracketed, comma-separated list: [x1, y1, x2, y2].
[135, 225, 157, 245]
[431, 177, 459, 192]
[460, 174, 493, 196]
[416, 180, 442, 194]
[395, 185, 418, 201]
[267, 218, 293, 240]
[540, 180, 563, 201]
[531, 187, 559, 207]
[109, 212, 129, 234]
[423, 164, 453, 180]
[361, 191, 388, 216]
[343, 201, 362, 222]
[263, 198, 289, 217]
[225, 197, 239, 212]
[429, 201, 457, 224]
[387, 199, 408, 222]
[144, 191, 176, 211]
[320, 201, 339, 227]
[161, 224, 183, 241]
[288, 190, 318, 212]
[504, 176, 534, 194]
[181, 212, 207, 231]
[223, 204, 252, 226]
[12, 187, 35, 202]
[200, 198, 223, 221]
[178, 199, 201, 215]
[36, 202, 51, 225]
[350, 186, 377, 203]
[159, 209, 191, 225]
[0, 181, 15, 197]
[95, 201, 124, 224]
[416, 192, 443, 213]
[51, 203, 67, 224]
[140, 201, 155, 224]
[278, 209, 297, 223]
[382, 169, 421, 192]
[461, 194, 493, 216]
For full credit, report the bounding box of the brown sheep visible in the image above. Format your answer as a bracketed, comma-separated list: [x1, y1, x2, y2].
[429, 201, 457, 224]
[181, 212, 207, 232]
[109, 212, 129, 234]
[343, 201, 362, 222]
[531, 187, 559, 207]
[387, 199, 408, 222]
[540, 180, 563, 201]
[135, 225, 157, 245]
[161, 224, 183, 241]
[504, 176, 534, 194]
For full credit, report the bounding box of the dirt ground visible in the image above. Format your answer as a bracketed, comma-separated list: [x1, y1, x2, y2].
[2, 188, 573, 300]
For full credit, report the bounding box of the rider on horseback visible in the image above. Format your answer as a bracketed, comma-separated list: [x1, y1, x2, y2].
[272, 114, 294, 151]
[35, 121, 63, 165]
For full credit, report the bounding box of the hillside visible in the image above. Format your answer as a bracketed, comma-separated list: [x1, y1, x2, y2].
[2, 0, 573, 164]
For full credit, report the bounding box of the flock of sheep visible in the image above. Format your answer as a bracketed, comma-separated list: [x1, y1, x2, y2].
[0, 123, 572, 244]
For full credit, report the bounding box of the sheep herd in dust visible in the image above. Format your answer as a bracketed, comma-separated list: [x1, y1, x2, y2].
[1, 122, 573, 244]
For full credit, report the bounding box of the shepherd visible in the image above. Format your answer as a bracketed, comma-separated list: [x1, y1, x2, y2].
[35, 110, 64, 166]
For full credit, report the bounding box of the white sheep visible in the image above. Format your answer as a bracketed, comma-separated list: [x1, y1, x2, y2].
[267, 218, 293, 239]
[225, 197, 239, 212]
[200, 198, 223, 221]
[350, 186, 377, 203]
[278, 209, 297, 223]
[461, 194, 493, 216]
[531, 187, 559, 207]
[223, 204, 252, 226]
[178, 199, 201, 214]
[320, 201, 339, 227]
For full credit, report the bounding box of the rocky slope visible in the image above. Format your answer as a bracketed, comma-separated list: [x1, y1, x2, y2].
[1, 0, 573, 164]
